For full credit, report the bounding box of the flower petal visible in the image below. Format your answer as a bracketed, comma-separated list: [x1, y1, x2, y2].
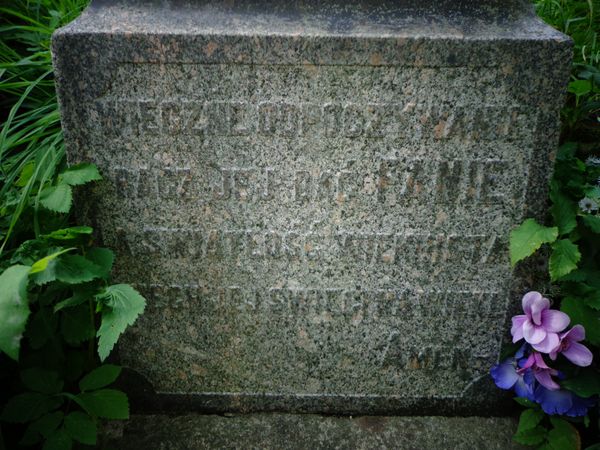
[511, 315, 527, 342]
[490, 360, 519, 390]
[522, 291, 543, 317]
[566, 395, 595, 417]
[541, 309, 570, 333]
[535, 386, 573, 415]
[532, 332, 560, 354]
[562, 324, 585, 342]
[531, 296, 550, 326]
[534, 369, 560, 391]
[514, 372, 535, 401]
[523, 320, 546, 344]
[563, 342, 593, 367]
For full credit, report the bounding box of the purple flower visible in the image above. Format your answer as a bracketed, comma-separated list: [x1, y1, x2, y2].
[520, 352, 560, 390]
[534, 385, 596, 417]
[549, 325, 593, 367]
[511, 292, 570, 353]
[490, 354, 535, 400]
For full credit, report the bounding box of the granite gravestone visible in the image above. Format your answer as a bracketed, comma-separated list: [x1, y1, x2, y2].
[53, 0, 570, 415]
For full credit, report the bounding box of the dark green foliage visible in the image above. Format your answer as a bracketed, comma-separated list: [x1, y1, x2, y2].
[0, 1, 146, 448]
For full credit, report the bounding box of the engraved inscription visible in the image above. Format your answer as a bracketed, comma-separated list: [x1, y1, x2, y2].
[114, 227, 506, 266]
[94, 100, 535, 141]
[109, 158, 518, 206]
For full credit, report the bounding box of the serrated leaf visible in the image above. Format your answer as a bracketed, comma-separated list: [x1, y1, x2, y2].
[43, 428, 72, 450]
[513, 425, 547, 445]
[561, 297, 600, 346]
[30, 248, 74, 274]
[64, 411, 96, 445]
[0, 265, 31, 360]
[562, 369, 600, 398]
[96, 284, 146, 361]
[517, 408, 544, 433]
[510, 219, 558, 266]
[79, 365, 122, 392]
[550, 185, 577, 235]
[582, 215, 600, 233]
[547, 418, 579, 450]
[549, 239, 581, 281]
[40, 184, 73, 213]
[1, 393, 63, 423]
[60, 304, 95, 345]
[29, 411, 64, 438]
[55, 255, 103, 284]
[21, 368, 63, 394]
[59, 163, 102, 186]
[31, 259, 58, 285]
[76, 389, 129, 419]
[86, 248, 114, 280]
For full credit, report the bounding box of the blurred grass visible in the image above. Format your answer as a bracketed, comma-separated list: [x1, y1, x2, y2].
[535, 0, 600, 143]
[0, 0, 88, 252]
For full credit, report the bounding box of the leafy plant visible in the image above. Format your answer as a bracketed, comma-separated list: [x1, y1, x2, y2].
[497, 2, 600, 448]
[1, 1, 146, 448]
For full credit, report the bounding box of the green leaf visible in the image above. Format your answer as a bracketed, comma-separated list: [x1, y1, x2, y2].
[550, 184, 577, 235]
[55, 255, 103, 284]
[79, 365, 122, 392]
[54, 287, 93, 312]
[59, 163, 102, 186]
[43, 428, 72, 450]
[557, 142, 578, 160]
[30, 248, 75, 274]
[514, 397, 538, 408]
[96, 284, 146, 361]
[562, 369, 600, 398]
[0, 265, 31, 360]
[561, 297, 600, 346]
[568, 79, 592, 96]
[29, 411, 64, 438]
[582, 215, 600, 233]
[1, 393, 63, 423]
[517, 408, 544, 433]
[60, 304, 95, 345]
[43, 226, 93, 241]
[510, 219, 558, 266]
[86, 248, 114, 280]
[76, 389, 129, 420]
[547, 418, 579, 450]
[30, 259, 58, 285]
[15, 161, 35, 187]
[21, 368, 63, 394]
[549, 239, 581, 281]
[40, 184, 73, 213]
[64, 412, 96, 445]
[513, 425, 547, 446]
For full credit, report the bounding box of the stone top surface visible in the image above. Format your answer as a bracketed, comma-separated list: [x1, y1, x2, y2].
[57, 0, 567, 41]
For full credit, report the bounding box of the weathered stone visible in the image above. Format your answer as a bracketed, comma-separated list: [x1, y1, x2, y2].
[101, 413, 525, 450]
[53, 0, 571, 414]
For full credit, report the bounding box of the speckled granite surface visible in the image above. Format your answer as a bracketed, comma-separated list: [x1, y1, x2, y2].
[100, 414, 525, 450]
[52, 0, 571, 415]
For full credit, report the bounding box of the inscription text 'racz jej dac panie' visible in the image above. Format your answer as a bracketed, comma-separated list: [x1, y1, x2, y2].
[52, 0, 571, 414]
